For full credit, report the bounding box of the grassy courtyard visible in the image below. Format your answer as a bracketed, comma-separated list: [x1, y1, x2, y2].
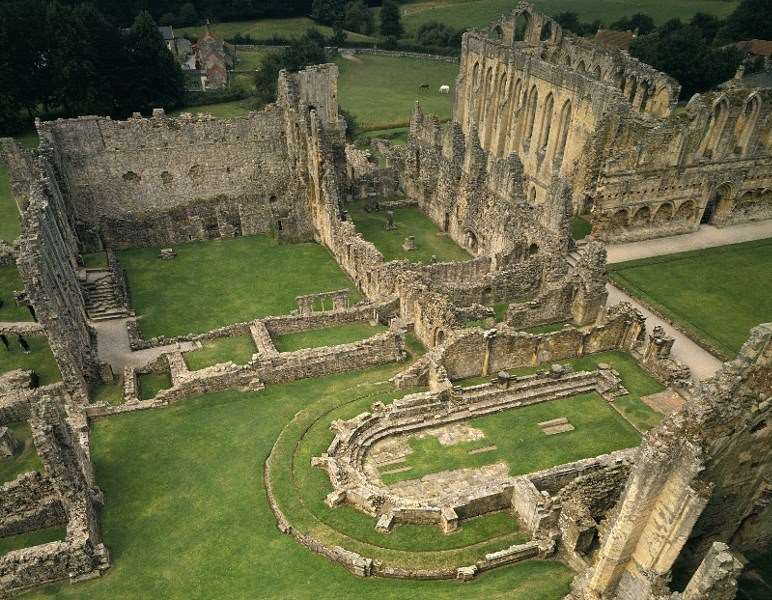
[137, 373, 172, 401]
[454, 351, 664, 432]
[609, 239, 772, 359]
[380, 391, 640, 485]
[0, 526, 66, 555]
[119, 235, 359, 339]
[184, 335, 257, 371]
[0, 266, 31, 323]
[348, 203, 470, 263]
[30, 364, 574, 599]
[0, 163, 20, 243]
[335, 54, 457, 132]
[273, 323, 386, 353]
[0, 335, 61, 386]
[0, 421, 43, 484]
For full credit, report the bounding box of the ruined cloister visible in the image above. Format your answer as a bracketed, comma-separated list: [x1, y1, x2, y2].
[0, 3, 770, 599]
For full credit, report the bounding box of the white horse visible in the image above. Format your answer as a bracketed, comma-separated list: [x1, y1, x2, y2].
[439, 84, 450, 94]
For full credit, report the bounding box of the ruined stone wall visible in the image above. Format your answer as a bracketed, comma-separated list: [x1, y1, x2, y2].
[569, 323, 771, 600]
[37, 108, 309, 249]
[15, 157, 98, 392]
[0, 472, 65, 537]
[451, 3, 770, 240]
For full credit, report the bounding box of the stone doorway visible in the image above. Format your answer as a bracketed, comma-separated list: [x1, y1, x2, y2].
[700, 197, 716, 224]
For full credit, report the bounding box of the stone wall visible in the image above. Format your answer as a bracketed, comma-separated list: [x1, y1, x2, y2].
[0, 472, 65, 537]
[451, 2, 770, 240]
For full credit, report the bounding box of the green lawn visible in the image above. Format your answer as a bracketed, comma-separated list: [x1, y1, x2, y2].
[0, 527, 66, 555]
[571, 216, 592, 241]
[335, 54, 457, 131]
[454, 351, 664, 432]
[0, 266, 31, 322]
[0, 422, 43, 484]
[82, 252, 108, 269]
[273, 323, 386, 353]
[30, 364, 574, 599]
[0, 335, 61, 386]
[137, 373, 172, 401]
[178, 17, 375, 43]
[184, 335, 257, 370]
[91, 380, 124, 406]
[172, 98, 256, 119]
[609, 239, 772, 359]
[381, 391, 640, 485]
[348, 203, 470, 263]
[398, 0, 739, 37]
[234, 48, 269, 71]
[0, 163, 20, 243]
[119, 235, 360, 339]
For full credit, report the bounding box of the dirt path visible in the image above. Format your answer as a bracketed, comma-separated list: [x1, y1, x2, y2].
[92, 319, 194, 372]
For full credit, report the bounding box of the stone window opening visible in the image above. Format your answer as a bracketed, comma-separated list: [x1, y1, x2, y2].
[734, 95, 761, 155]
[122, 171, 141, 182]
[539, 21, 553, 42]
[523, 86, 539, 149]
[513, 13, 530, 41]
[554, 100, 572, 166]
[701, 98, 729, 159]
[160, 171, 172, 185]
[528, 243, 539, 256]
[538, 93, 554, 153]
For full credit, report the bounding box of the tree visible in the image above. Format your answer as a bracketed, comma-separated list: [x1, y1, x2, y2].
[554, 11, 601, 37]
[416, 21, 454, 47]
[311, 0, 345, 27]
[716, 0, 772, 44]
[611, 13, 655, 35]
[178, 3, 199, 26]
[343, 0, 373, 35]
[689, 13, 722, 44]
[122, 11, 185, 114]
[380, 0, 403, 38]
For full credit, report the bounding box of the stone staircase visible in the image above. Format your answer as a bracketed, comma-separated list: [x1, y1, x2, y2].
[566, 238, 588, 268]
[82, 270, 129, 321]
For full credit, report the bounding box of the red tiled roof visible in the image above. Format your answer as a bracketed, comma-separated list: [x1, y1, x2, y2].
[594, 29, 635, 51]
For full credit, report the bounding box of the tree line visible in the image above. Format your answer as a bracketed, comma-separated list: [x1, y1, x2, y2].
[0, 1, 184, 135]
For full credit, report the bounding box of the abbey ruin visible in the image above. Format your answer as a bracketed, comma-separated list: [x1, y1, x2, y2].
[0, 3, 769, 598]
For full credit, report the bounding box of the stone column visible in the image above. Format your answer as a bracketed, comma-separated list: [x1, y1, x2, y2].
[296, 296, 314, 315]
[682, 542, 744, 600]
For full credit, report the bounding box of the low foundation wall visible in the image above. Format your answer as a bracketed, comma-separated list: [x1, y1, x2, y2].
[0, 472, 66, 537]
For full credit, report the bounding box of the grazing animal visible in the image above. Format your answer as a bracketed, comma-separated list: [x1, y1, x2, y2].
[418, 83, 430, 93]
[439, 84, 450, 94]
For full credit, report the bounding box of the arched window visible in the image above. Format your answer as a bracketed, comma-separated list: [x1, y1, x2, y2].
[638, 81, 651, 111]
[528, 186, 537, 203]
[472, 61, 481, 90]
[576, 60, 586, 73]
[514, 13, 530, 41]
[626, 77, 638, 103]
[538, 93, 554, 152]
[554, 100, 572, 165]
[735, 95, 761, 155]
[540, 22, 552, 41]
[593, 65, 602, 79]
[523, 86, 539, 147]
[702, 98, 729, 158]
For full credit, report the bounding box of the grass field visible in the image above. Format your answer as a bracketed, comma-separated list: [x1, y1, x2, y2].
[172, 98, 256, 119]
[273, 323, 387, 353]
[30, 364, 574, 599]
[336, 54, 457, 131]
[380, 391, 640, 484]
[119, 235, 360, 339]
[0, 266, 31, 322]
[91, 380, 124, 406]
[0, 526, 66, 555]
[454, 351, 664, 432]
[0, 421, 43, 484]
[609, 239, 772, 359]
[398, 0, 739, 37]
[137, 373, 172, 400]
[178, 17, 375, 43]
[0, 164, 20, 243]
[348, 203, 470, 263]
[234, 48, 269, 71]
[0, 335, 61, 386]
[184, 335, 257, 370]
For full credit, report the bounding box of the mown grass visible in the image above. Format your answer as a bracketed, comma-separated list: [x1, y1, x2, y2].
[119, 235, 360, 339]
[91, 380, 124, 406]
[335, 54, 457, 131]
[0, 335, 61, 386]
[609, 239, 772, 359]
[0, 527, 66, 555]
[381, 392, 640, 485]
[0, 266, 31, 322]
[571, 216, 592, 241]
[273, 323, 387, 353]
[348, 203, 470, 263]
[399, 0, 739, 37]
[184, 335, 257, 370]
[234, 48, 269, 71]
[31, 364, 574, 599]
[137, 373, 172, 401]
[0, 164, 20, 243]
[178, 17, 375, 43]
[0, 422, 43, 484]
[454, 351, 664, 432]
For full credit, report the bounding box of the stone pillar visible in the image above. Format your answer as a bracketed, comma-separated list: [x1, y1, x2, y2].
[296, 296, 313, 315]
[331, 291, 349, 310]
[644, 325, 675, 362]
[681, 542, 744, 600]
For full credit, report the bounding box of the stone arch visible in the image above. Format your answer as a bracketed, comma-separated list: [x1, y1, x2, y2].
[464, 229, 479, 253]
[626, 76, 638, 103]
[528, 186, 537, 203]
[631, 205, 651, 226]
[434, 328, 447, 346]
[702, 97, 729, 158]
[576, 60, 586, 73]
[490, 24, 504, 40]
[593, 65, 602, 79]
[734, 93, 762, 155]
[554, 99, 572, 165]
[472, 61, 481, 90]
[649, 86, 673, 117]
[540, 21, 553, 42]
[538, 93, 554, 152]
[638, 80, 651, 111]
[653, 202, 673, 225]
[703, 182, 734, 223]
[523, 86, 539, 147]
[674, 200, 695, 222]
[528, 242, 539, 256]
[611, 209, 628, 229]
[513, 11, 530, 41]
[563, 53, 572, 67]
